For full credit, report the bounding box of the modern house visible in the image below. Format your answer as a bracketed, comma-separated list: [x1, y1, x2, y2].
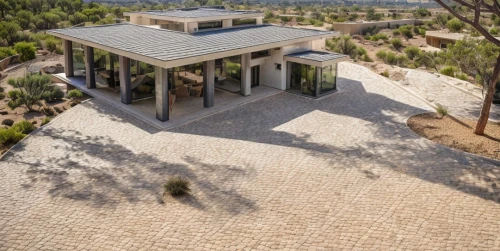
[48, 6, 347, 123]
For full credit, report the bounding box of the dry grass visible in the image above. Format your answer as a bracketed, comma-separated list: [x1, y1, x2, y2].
[408, 112, 500, 160]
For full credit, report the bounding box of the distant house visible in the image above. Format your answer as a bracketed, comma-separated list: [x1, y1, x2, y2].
[48, 6, 347, 123]
[425, 30, 500, 48]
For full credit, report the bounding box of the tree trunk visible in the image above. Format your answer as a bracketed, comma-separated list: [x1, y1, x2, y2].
[474, 54, 500, 135]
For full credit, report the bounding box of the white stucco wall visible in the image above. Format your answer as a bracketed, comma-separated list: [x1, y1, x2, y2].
[187, 22, 199, 33]
[222, 19, 232, 28]
[254, 40, 312, 90]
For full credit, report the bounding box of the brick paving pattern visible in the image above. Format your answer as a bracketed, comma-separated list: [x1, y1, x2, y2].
[1, 62, 500, 250]
[403, 69, 500, 121]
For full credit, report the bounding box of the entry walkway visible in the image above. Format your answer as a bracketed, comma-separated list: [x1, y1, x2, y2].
[1, 63, 500, 250]
[403, 69, 500, 121]
[54, 73, 281, 130]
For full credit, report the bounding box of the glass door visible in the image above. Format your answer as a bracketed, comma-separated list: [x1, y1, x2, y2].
[251, 65, 259, 87]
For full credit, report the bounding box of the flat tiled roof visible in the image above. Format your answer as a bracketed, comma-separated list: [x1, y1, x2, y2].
[285, 51, 347, 62]
[49, 23, 335, 63]
[128, 8, 260, 18]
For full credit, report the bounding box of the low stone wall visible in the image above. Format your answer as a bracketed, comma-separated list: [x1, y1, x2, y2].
[0, 55, 20, 71]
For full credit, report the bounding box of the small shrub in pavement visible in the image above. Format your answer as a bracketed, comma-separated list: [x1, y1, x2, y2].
[435, 103, 448, 118]
[11, 120, 36, 134]
[381, 70, 390, 78]
[440, 66, 458, 77]
[164, 176, 191, 196]
[67, 89, 83, 100]
[41, 117, 51, 126]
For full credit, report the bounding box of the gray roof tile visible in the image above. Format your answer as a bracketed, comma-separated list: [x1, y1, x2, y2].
[49, 23, 336, 62]
[285, 50, 347, 62]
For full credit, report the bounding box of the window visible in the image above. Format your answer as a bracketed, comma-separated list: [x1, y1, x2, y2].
[233, 18, 257, 26]
[198, 21, 222, 30]
[251, 50, 270, 59]
[320, 64, 337, 94]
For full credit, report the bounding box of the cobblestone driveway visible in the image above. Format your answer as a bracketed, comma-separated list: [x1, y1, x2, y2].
[1, 63, 500, 250]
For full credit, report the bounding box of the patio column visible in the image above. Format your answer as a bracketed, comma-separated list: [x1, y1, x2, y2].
[315, 66, 322, 97]
[109, 54, 115, 88]
[84, 46, 95, 89]
[119, 55, 132, 104]
[155, 66, 169, 121]
[240, 53, 251, 96]
[203, 60, 215, 108]
[63, 40, 73, 77]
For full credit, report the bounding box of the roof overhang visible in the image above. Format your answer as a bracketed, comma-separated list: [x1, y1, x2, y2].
[123, 12, 264, 23]
[47, 25, 336, 69]
[284, 51, 348, 68]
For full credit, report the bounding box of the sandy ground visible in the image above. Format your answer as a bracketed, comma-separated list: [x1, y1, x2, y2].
[407, 112, 500, 160]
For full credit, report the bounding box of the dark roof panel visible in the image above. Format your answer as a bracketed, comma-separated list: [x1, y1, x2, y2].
[49, 23, 336, 62]
[285, 50, 347, 62]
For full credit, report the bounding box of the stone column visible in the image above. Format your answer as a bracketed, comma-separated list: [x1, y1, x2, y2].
[286, 61, 292, 89]
[119, 55, 132, 104]
[84, 46, 95, 89]
[256, 17, 263, 25]
[155, 66, 169, 121]
[63, 40, 73, 77]
[203, 60, 215, 108]
[240, 53, 251, 96]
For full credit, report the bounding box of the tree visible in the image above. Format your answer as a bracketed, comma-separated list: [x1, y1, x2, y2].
[16, 10, 34, 30]
[0, 21, 21, 46]
[366, 7, 382, 21]
[7, 75, 52, 112]
[446, 17, 465, 32]
[434, 0, 500, 135]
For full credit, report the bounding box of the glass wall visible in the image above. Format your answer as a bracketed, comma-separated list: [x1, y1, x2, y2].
[319, 64, 337, 94]
[72, 42, 85, 76]
[288, 62, 337, 97]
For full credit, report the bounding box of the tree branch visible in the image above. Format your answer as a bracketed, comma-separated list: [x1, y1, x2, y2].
[435, 0, 500, 47]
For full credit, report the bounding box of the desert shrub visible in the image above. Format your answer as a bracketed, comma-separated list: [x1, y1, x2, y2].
[42, 86, 64, 102]
[7, 75, 52, 112]
[395, 54, 409, 67]
[435, 103, 448, 118]
[369, 33, 388, 41]
[404, 46, 421, 60]
[490, 27, 499, 35]
[390, 38, 403, 49]
[40, 104, 55, 116]
[392, 30, 401, 36]
[381, 70, 389, 77]
[413, 26, 420, 34]
[356, 47, 367, 56]
[418, 28, 426, 37]
[361, 54, 373, 62]
[385, 51, 397, 65]
[446, 18, 464, 32]
[7, 89, 20, 100]
[0, 93, 4, 100]
[14, 42, 36, 62]
[11, 120, 36, 134]
[456, 72, 469, 81]
[164, 176, 190, 196]
[0, 47, 16, 60]
[44, 37, 59, 52]
[41, 117, 51, 126]
[440, 66, 458, 77]
[296, 16, 305, 22]
[376, 50, 387, 61]
[328, 35, 359, 59]
[67, 89, 83, 100]
[0, 128, 25, 145]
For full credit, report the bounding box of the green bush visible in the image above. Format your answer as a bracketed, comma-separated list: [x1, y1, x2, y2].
[7, 75, 52, 112]
[456, 72, 468, 81]
[395, 54, 409, 67]
[404, 46, 421, 60]
[11, 120, 36, 134]
[0, 47, 16, 60]
[41, 117, 51, 126]
[296, 16, 305, 22]
[385, 51, 397, 65]
[369, 33, 388, 41]
[435, 103, 448, 118]
[42, 86, 64, 102]
[440, 66, 458, 77]
[164, 176, 191, 196]
[490, 27, 499, 36]
[361, 54, 374, 62]
[0, 128, 26, 145]
[14, 42, 36, 62]
[418, 28, 426, 37]
[67, 89, 83, 100]
[392, 30, 401, 36]
[7, 89, 21, 100]
[399, 26, 413, 39]
[44, 37, 59, 52]
[376, 50, 387, 61]
[0, 93, 5, 100]
[446, 18, 464, 32]
[389, 38, 403, 49]
[381, 70, 389, 78]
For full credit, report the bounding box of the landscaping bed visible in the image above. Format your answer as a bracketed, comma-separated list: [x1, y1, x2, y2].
[407, 112, 500, 160]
